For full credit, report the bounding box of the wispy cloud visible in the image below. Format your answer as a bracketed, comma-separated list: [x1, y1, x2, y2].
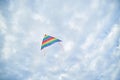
[0, 0, 119, 80]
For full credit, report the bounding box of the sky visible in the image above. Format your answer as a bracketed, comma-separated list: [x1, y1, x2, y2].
[0, 0, 120, 80]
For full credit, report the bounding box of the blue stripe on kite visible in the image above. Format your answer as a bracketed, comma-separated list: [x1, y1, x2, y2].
[43, 36, 52, 41]
[41, 39, 61, 50]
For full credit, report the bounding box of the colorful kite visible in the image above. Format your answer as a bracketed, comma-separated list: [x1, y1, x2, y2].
[41, 34, 62, 50]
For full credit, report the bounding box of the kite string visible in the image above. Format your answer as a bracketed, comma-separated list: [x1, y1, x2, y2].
[59, 42, 65, 52]
[59, 42, 66, 69]
[41, 48, 46, 56]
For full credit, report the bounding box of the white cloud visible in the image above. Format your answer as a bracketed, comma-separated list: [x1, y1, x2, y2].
[63, 41, 74, 52]
[2, 34, 17, 60]
[27, 74, 43, 80]
[29, 54, 42, 72]
[69, 63, 80, 72]
[112, 43, 120, 59]
[80, 2, 117, 51]
[68, 12, 89, 32]
[0, 14, 7, 34]
[90, 0, 100, 10]
[99, 24, 119, 53]
[111, 65, 120, 80]
[32, 13, 47, 23]
[83, 23, 119, 67]
[59, 73, 69, 80]
[99, 63, 120, 80]
[81, 34, 95, 50]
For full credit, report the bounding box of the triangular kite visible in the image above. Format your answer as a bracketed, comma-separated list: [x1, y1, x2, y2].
[41, 34, 62, 50]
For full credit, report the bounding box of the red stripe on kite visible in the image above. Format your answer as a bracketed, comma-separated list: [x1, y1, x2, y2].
[42, 37, 55, 44]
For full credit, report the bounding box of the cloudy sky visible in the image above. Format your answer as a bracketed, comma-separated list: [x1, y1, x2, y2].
[0, 0, 120, 80]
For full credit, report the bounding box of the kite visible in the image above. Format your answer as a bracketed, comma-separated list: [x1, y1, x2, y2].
[41, 34, 62, 50]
